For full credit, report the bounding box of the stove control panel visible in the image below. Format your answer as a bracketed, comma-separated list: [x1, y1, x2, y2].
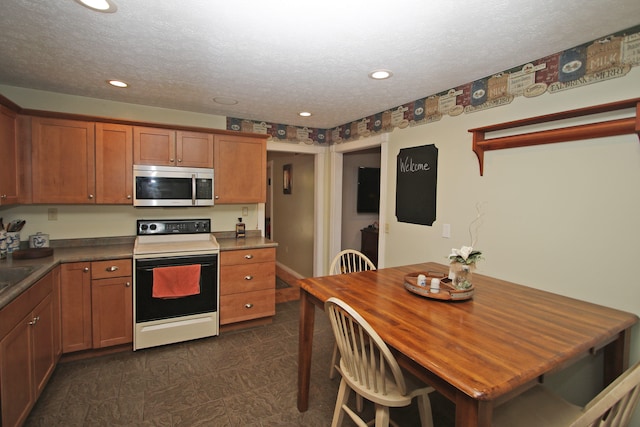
[137, 219, 211, 235]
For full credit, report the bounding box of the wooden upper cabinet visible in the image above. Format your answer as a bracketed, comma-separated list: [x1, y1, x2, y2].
[0, 105, 19, 205]
[96, 123, 133, 204]
[133, 126, 213, 168]
[31, 118, 95, 204]
[177, 131, 213, 168]
[133, 126, 175, 166]
[213, 134, 266, 204]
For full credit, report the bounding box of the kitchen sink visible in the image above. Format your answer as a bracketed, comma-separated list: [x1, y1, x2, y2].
[0, 265, 39, 292]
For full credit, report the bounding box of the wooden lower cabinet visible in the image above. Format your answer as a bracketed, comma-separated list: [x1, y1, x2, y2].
[60, 262, 92, 353]
[60, 259, 132, 353]
[0, 270, 58, 427]
[91, 259, 132, 348]
[220, 248, 275, 325]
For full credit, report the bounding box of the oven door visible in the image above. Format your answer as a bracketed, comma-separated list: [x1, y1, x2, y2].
[134, 253, 218, 323]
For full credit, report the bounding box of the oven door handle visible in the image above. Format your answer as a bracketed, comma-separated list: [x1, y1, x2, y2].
[137, 263, 214, 272]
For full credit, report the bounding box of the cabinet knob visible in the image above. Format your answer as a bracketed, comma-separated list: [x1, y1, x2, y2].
[177, 158, 182, 163]
[170, 158, 175, 163]
[106, 266, 119, 272]
[127, 195, 132, 199]
[0, 194, 6, 199]
[28, 316, 40, 325]
[244, 254, 253, 259]
[244, 275, 253, 280]
[125, 282, 131, 287]
[83, 267, 90, 272]
[244, 303, 254, 309]
[215, 195, 219, 199]
[88, 194, 94, 199]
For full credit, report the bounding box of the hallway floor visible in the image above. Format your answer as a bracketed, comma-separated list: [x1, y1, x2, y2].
[25, 300, 455, 426]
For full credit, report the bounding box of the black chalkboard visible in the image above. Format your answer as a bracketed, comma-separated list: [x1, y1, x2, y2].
[395, 144, 438, 225]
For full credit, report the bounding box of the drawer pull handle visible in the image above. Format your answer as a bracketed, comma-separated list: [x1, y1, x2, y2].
[83, 267, 90, 272]
[244, 254, 254, 259]
[244, 275, 253, 280]
[244, 303, 254, 309]
[107, 266, 119, 272]
[125, 282, 131, 287]
[28, 316, 40, 325]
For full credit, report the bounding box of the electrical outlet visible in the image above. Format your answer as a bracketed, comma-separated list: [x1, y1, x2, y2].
[242, 207, 248, 216]
[384, 223, 390, 233]
[442, 223, 451, 238]
[48, 208, 58, 221]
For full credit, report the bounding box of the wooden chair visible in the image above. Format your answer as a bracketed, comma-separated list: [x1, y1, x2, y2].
[329, 249, 376, 380]
[325, 297, 434, 427]
[493, 360, 640, 427]
[329, 249, 376, 276]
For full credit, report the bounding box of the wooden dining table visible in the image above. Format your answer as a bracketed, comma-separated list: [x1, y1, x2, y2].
[297, 262, 638, 427]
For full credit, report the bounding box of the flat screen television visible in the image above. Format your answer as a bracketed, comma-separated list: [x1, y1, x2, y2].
[357, 167, 380, 213]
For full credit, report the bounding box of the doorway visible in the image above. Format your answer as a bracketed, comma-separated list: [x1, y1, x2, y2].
[266, 141, 326, 278]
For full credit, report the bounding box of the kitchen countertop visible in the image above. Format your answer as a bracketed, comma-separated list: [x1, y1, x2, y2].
[0, 233, 277, 311]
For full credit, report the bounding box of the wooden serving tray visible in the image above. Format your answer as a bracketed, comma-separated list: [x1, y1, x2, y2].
[11, 248, 54, 259]
[404, 271, 474, 301]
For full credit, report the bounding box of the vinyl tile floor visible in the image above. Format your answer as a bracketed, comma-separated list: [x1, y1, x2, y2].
[25, 300, 455, 427]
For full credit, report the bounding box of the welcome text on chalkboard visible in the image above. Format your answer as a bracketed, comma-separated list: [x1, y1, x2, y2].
[399, 156, 431, 173]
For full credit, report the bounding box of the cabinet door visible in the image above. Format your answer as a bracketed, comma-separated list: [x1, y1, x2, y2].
[60, 263, 92, 353]
[96, 123, 133, 204]
[133, 126, 176, 166]
[0, 105, 19, 205]
[31, 117, 96, 203]
[31, 293, 55, 397]
[177, 131, 213, 168]
[91, 276, 133, 348]
[0, 313, 33, 427]
[51, 266, 62, 359]
[213, 134, 266, 203]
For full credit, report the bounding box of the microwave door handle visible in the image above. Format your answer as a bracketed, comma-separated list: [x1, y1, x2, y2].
[191, 174, 196, 205]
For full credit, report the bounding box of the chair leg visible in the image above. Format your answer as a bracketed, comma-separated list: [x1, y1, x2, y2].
[331, 378, 351, 427]
[416, 393, 434, 427]
[374, 403, 391, 427]
[329, 342, 340, 379]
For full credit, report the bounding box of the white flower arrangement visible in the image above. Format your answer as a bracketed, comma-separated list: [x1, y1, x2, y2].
[448, 246, 483, 265]
[448, 202, 485, 267]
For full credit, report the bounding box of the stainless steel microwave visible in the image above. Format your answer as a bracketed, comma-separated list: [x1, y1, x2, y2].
[133, 165, 214, 207]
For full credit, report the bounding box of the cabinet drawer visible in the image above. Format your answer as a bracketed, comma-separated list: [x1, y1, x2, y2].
[91, 259, 132, 279]
[220, 248, 275, 266]
[220, 262, 275, 296]
[220, 289, 275, 325]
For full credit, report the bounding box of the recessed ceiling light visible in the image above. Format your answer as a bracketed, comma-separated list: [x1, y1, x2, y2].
[75, 0, 118, 13]
[213, 97, 239, 105]
[299, 111, 312, 117]
[369, 70, 393, 80]
[107, 80, 128, 88]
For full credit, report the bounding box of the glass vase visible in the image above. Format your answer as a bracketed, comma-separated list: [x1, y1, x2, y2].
[450, 262, 474, 290]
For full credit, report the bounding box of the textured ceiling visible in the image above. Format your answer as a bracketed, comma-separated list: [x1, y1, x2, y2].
[1, 0, 639, 129]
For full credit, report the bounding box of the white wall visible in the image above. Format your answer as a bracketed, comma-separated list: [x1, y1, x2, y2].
[379, 67, 640, 407]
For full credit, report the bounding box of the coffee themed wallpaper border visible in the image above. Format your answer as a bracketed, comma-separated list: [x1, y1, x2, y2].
[227, 24, 640, 145]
